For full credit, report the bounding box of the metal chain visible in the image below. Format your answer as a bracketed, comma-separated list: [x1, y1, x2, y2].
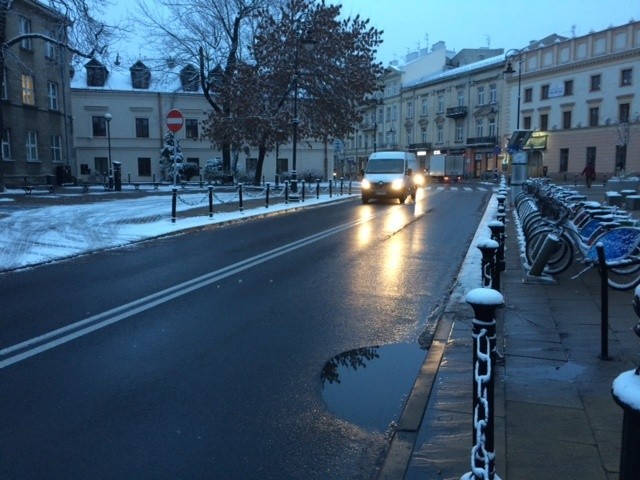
[470, 327, 493, 480]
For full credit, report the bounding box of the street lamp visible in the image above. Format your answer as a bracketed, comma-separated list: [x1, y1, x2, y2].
[503, 49, 523, 130]
[104, 112, 113, 189]
[290, 28, 316, 201]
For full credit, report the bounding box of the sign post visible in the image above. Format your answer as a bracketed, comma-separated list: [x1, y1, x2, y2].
[166, 109, 184, 187]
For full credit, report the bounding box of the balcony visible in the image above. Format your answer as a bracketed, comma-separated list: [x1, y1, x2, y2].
[445, 106, 468, 119]
[467, 136, 498, 146]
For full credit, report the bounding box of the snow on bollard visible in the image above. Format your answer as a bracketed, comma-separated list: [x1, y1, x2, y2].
[477, 238, 499, 290]
[611, 285, 640, 479]
[487, 220, 506, 274]
[462, 288, 504, 480]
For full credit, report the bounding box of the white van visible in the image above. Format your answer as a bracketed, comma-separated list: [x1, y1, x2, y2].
[360, 151, 424, 204]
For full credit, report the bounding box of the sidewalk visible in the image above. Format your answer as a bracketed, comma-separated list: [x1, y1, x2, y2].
[393, 185, 638, 480]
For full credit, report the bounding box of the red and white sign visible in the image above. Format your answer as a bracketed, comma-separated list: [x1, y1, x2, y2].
[166, 109, 184, 133]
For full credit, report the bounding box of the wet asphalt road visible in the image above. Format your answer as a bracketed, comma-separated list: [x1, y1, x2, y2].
[0, 186, 489, 479]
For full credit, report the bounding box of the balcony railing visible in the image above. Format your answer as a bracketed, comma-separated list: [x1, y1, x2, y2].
[446, 106, 468, 118]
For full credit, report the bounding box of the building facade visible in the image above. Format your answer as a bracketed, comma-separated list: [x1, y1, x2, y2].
[345, 21, 640, 181]
[1, 0, 72, 186]
[71, 59, 333, 185]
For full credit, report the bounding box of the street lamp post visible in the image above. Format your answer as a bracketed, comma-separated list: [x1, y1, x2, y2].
[503, 49, 523, 130]
[104, 112, 113, 189]
[290, 29, 315, 202]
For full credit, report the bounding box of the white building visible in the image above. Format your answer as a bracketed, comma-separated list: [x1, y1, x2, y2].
[70, 59, 333, 184]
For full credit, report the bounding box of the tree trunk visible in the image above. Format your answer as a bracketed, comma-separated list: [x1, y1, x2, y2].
[253, 142, 267, 186]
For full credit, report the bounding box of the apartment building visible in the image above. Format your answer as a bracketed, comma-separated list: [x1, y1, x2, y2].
[1, 0, 72, 186]
[345, 20, 640, 180]
[504, 20, 640, 180]
[71, 59, 333, 184]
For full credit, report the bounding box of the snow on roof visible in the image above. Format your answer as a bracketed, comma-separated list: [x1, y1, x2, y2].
[403, 54, 505, 90]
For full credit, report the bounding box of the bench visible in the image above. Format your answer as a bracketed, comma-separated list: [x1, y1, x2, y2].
[22, 184, 56, 194]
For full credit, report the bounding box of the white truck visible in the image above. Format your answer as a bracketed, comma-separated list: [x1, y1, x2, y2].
[427, 154, 464, 182]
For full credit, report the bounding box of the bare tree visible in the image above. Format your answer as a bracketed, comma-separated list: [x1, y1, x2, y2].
[134, 0, 275, 174]
[0, 0, 121, 191]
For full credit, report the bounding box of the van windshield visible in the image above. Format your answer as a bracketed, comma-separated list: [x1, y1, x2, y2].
[365, 158, 404, 173]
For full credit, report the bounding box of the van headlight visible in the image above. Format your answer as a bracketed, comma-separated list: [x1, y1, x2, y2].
[361, 179, 371, 190]
[391, 179, 405, 191]
[413, 173, 425, 186]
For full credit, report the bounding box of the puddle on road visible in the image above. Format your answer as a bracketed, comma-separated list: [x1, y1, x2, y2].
[320, 342, 427, 433]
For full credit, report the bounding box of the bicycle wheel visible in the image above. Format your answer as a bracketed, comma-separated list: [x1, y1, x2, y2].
[605, 254, 640, 291]
[525, 230, 574, 275]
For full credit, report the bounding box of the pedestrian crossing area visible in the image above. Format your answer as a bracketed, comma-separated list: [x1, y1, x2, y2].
[422, 184, 496, 192]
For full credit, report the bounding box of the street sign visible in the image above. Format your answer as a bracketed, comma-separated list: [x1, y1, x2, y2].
[166, 109, 184, 133]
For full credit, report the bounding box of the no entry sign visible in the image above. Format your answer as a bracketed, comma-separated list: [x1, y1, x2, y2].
[166, 109, 184, 133]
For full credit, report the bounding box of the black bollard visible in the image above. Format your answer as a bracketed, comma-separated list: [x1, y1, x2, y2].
[463, 288, 504, 480]
[596, 244, 611, 360]
[329, 180, 333, 198]
[301, 180, 306, 202]
[487, 220, 506, 274]
[285, 181, 289, 204]
[265, 183, 270, 208]
[477, 238, 499, 289]
[316, 179, 320, 199]
[611, 289, 640, 479]
[238, 183, 244, 212]
[349, 180, 352, 195]
[171, 187, 177, 223]
[340, 177, 344, 196]
[208, 185, 214, 218]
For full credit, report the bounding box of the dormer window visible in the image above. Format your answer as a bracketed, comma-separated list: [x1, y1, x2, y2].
[180, 64, 199, 92]
[85, 58, 108, 87]
[130, 60, 150, 89]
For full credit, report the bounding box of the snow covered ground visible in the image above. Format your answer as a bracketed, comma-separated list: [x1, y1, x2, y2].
[0, 184, 496, 303]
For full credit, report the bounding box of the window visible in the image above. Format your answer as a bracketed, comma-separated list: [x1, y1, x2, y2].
[47, 82, 59, 110]
[540, 114, 549, 131]
[564, 80, 573, 96]
[94, 157, 108, 175]
[457, 90, 464, 107]
[477, 86, 485, 105]
[619, 103, 630, 123]
[541, 85, 550, 100]
[590, 74, 601, 91]
[489, 84, 497, 104]
[85, 58, 109, 87]
[476, 119, 484, 137]
[524, 88, 533, 103]
[421, 98, 428, 116]
[437, 94, 444, 113]
[185, 119, 199, 139]
[26, 131, 38, 161]
[562, 110, 572, 129]
[621, 68, 633, 86]
[138, 157, 152, 176]
[2, 128, 11, 160]
[407, 131, 413, 145]
[19, 17, 32, 50]
[92, 116, 107, 137]
[392, 104, 398, 120]
[21, 75, 34, 105]
[135, 118, 149, 138]
[488, 117, 496, 137]
[131, 61, 151, 89]
[45, 30, 58, 60]
[276, 158, 288, 174]
[436, 124, 443, 143]
[421, 127, 427, 143]
[407, 101, 414, 118]
[559, 148, 569, 172]
[51, 134, 62, 163]
[616, 145, 627, 171]
[589, 107, 599, 127]
[455, 121, 463, 142]
[523, 116, 532, 130]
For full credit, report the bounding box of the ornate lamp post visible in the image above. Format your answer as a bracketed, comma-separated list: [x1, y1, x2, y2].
[503, 49, 523, 130]
[290, 28, 316, 201]
[104, 112, 113, 189]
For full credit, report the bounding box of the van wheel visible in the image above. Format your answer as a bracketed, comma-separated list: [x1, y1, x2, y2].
[361, 195, 370, 204]
[398, 194, 407, 204]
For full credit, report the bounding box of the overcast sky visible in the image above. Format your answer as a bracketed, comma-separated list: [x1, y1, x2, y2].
[108, 0, 639, 67]
[332, 0, 639, 65]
